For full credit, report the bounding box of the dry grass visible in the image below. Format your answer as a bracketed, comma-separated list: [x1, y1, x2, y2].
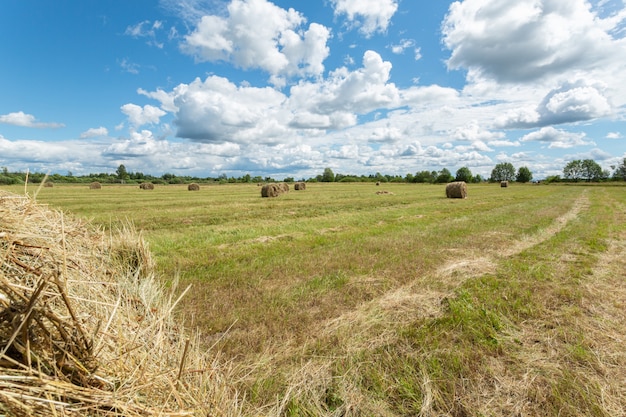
[0, 190, 238, 416]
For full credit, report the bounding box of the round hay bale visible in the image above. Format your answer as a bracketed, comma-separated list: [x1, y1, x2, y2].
[376, 181, 380, 186]
[43, 181, 54, 188]
[294, 182, 306, 190]
[279, 183, 289, 193]
[187, 183, 200, 191]
[500, 181, 509, 188]
[139, 182, 154, 190]
[445, 181, 468, 199]
[261, 183, 280, 197]
[89, 182, 102, 189]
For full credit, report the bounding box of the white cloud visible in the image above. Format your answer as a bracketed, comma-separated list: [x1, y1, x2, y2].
[80, 127, 109, 139]
[119, 58, 140, 74]
[121, 104, 166, 128]
[496, 80, 613, 128]
[124, 20, 165, 48]
[332, 0, 398, 37]
[289, 51, 400, 121]
[606, 131, 622, 139]
[171, 75, 289, 143]
[390, 39, 414, 54]
[180, 0, 330, 84]
[520, 126, 594, 149]
[0, 111, 64, 128]
[451, 120, 504, 142]
[442, 0, 623, 84]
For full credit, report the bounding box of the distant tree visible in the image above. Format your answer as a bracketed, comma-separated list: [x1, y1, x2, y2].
[472, 174, 484, 183]
[414, 170, 435, 183]
[581, 159, 603, 182]
[405, 173, 414, 183]
[563, 160, 583, 181]
[321, 167, 335, 182]
[613, 157, 626, 181]
[455, 167, 473, 183]
[435, 168, 454, 183]
[490, 162, 516, 182]
[544, 175, 561, 184]
[564, 159, 603, 182]
[116, 164, 129, 182]
[516, 166, 533, 183]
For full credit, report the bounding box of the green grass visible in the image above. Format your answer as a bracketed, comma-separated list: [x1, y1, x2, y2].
[4, 181, 626, 416]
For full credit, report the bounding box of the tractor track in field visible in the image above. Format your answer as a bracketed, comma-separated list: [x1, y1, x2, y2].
[319, 191, 591, 347]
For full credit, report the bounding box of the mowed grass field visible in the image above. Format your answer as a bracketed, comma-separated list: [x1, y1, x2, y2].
[4, 181, 626, 416]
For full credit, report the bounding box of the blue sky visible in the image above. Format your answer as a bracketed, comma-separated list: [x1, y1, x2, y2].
[1, 0, 625, 180]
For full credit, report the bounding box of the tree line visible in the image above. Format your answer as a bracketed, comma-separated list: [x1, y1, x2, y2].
[1, 158, 625, 186]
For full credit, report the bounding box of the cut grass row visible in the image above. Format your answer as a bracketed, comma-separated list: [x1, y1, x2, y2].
[5, 182, 625, 415]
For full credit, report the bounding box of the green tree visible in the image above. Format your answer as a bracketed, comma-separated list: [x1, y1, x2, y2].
[516, 166, 533, 183]
[116, 164, 129, 182]
[414, 170, 435, 183]
[435, 168, 454, 183]
[490, 162, 516, 182]
[613, 157, 626, 181]
[455, 166, 473, 183]
[581, 159, 603, 182]
[321, 167, 335, 182]
[563, 160, 583, 181]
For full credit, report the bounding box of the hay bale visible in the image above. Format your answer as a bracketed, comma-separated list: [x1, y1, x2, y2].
[294, 182, 306, 190]
[0, 190, 233, 415]
[89, 182, 102, 189]
[376, 181, 380, 186]
[279, 183, 289, 193]
[445, 181, 468, 199]
[43, 181, 53, 188]
[139, 182, 154, 190]
[261, 183, 280, 197]
[188, 183, 200, 191]
[500, 181, 509, 188]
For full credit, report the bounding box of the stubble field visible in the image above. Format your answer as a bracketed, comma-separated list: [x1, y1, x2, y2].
[4, 181, 625, 416]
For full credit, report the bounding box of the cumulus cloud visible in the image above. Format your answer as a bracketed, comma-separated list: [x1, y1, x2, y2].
[121, 104, 167, 128]
[519, 126, 594, 149]
[80, 127, 109, 139]
[332, 0, 398, 37]
[289, 51, 400, 122]
[103, 130, 166, 157]
[171, 75, 288, 143]
[139, 50, 400, 142]
[496, 80, 613, 128]
[0, 111, 64, 128]
[180, 0, 330, 84]
[442, 0, 623, 83]
[451, 120, 504, 142]
[606, 131, 622, 139]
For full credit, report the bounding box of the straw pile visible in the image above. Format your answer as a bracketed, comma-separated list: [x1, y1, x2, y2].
[89, 182, 102, 190]
[0, 191, 236, 416]
[445, 181, 468, 199]
[139, 182, 154, 190]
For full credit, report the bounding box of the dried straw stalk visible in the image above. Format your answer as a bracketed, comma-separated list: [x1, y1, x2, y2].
[0, 191, 238, 416]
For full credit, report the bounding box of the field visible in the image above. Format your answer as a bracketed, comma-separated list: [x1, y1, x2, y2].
[3, 181, 625, 416]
